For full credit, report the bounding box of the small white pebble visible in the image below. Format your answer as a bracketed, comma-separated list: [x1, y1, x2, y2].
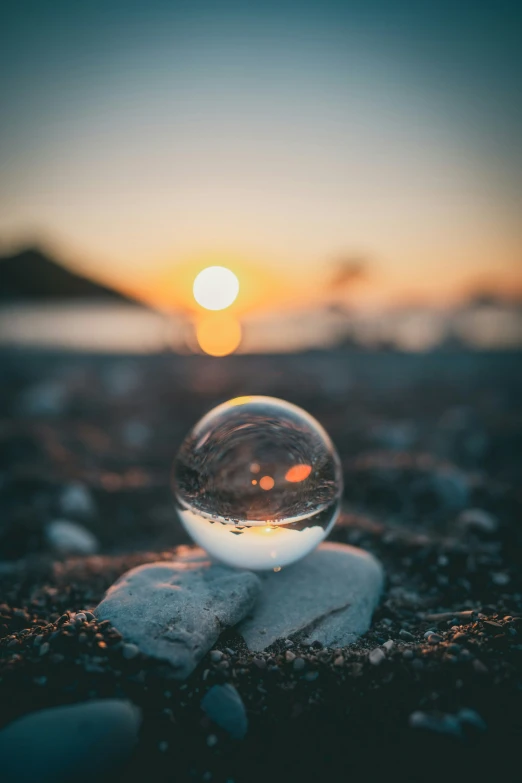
[369, 648, 385, 665]
[383, 640, 394, 652]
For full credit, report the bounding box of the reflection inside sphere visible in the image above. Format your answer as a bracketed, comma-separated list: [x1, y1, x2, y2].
[172, 396, 342, 570]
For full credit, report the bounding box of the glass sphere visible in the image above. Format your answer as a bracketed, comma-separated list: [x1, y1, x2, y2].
[172, 396, 343, 570]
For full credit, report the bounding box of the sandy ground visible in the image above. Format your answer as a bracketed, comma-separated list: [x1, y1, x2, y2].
[0, 348, 521, 782]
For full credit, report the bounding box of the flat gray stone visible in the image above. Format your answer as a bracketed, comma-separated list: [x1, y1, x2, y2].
[0, 699, 141, 783]
[95, 550, 261, 679]
[238, 542, 384, 650]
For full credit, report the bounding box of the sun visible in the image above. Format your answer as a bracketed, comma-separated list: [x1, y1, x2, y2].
[193, 266, 239, 311]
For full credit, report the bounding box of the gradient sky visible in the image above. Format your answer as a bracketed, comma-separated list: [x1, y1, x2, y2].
[1, 0, 521, 310]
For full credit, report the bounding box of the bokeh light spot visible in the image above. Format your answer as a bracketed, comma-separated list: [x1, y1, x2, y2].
[285, 464, 313, 483]
[259, 475, 275, 490]
[196, 313, 242, 357]
[193, 266, 239, 311]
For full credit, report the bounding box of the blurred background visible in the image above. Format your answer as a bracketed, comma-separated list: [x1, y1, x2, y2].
[1, 0, 522, 562]
[1, 0, 521, 355]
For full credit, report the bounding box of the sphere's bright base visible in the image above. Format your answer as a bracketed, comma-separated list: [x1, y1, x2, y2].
[178, 505, 339, 571]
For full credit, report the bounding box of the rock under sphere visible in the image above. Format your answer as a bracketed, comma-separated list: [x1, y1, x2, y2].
[238, 542, 384, 650]
[95, 550, 261, 679]
[0, 699, 141, 783]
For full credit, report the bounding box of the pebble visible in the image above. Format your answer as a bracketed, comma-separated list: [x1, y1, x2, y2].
[482, 620, 503, 634]
[453, 633, 468, 643]
[383, 640, 394, 651]
[210, 650, 224, 663]
[95, 549, 260, 679]
[368, 648, 385, 665]
[457, 508, 498, 533]
[293, 658, 306, 672]
[201, 684, 248, 740]
[458, 708, 487, 731]
[239, 543, 384, 650]
[60, 483, 96, 518]
[45, 520, 99, 556]
[409, 710, 461, 737]
[0, 699, 141, 783]
[427, 633, 443, 644]
[399, 629, 415, 642]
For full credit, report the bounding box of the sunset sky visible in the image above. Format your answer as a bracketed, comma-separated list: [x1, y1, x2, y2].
[1, 0, 521, 312]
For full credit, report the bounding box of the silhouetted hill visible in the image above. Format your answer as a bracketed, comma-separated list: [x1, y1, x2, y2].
[0, 248, 142, 304]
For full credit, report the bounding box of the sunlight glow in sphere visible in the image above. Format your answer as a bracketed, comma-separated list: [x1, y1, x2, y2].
[172, 396, 343, 571]
[193, 266, 239, 311]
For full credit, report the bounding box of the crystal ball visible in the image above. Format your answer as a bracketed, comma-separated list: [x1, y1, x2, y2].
[172, 396, 343, 570]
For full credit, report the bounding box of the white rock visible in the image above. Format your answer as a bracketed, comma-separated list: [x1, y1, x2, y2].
[0, 699, 141, 783]
[369, 647, 386, 665]
[60, 482, 96, 517]
[95, 550, 261, 679]
[457, 508, 498, 533]
[238, 542, 384, 651]
[46, 519, 99, 555]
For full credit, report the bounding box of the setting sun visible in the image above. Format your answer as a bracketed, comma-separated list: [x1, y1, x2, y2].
[193, 266, 239, 311]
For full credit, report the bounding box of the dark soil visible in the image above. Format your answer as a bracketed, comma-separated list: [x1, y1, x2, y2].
[1, 348, 521, 782]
